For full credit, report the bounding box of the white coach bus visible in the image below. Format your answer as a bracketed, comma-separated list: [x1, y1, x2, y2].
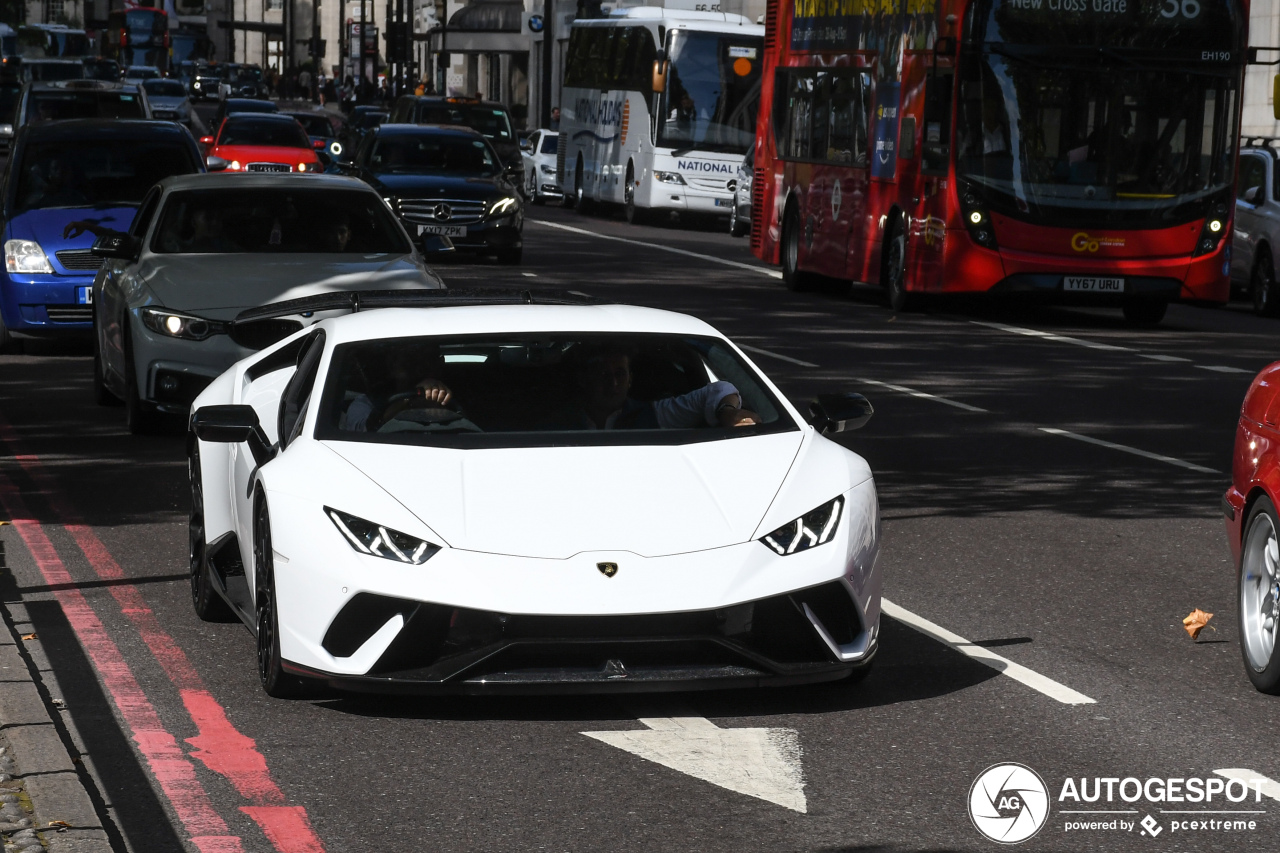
[557, 8, 764, 224]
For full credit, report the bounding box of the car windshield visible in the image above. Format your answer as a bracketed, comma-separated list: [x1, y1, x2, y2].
[25, 91, 145, 122]
[143, 79, 186, 98]
[26, 62, 85, 82]
[218, 118, 308, 148]
[353, 111, 386, 130]
[13, 139, 196, 213]
[417, 103, 514, 141]
[369, 134, 500, 175]
[656, 30, 763, 154]
[151, 188, 412, 255]
[125, 67, 159, 79]
[83, 59, 121, 81]
[292, 113, 334, 136]
[316, 333, 795, 449]
[540, 134, 557, 154]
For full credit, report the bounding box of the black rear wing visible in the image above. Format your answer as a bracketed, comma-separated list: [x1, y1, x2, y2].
[233, 287, 604, 324]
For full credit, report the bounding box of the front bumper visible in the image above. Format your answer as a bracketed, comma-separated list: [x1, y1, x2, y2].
[1, 272, 96, 338]
[266, 480, 881, 693]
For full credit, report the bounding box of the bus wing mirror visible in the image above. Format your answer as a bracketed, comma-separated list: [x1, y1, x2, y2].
[652, 60, 669, 94]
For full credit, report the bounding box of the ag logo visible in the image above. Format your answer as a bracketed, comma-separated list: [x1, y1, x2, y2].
[596, 562, 618, 578]
[1071, 231, 1125, 253]
[968, 763, 1050, 844]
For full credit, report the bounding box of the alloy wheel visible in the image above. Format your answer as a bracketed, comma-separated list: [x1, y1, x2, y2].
[1241, 511, 1280, 672]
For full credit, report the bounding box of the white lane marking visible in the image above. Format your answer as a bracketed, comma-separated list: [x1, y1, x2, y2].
[969, 319, 1133, 352]
[1197, 364, 1253, 374]
[738, 344, 820, 368]
[1038, 427, 1220, 475]
[582, 715, 807, 812]
[521, 271, 538, 277]
[881, 598, 1096, 705]
[530, 218, 785, 279]
[856, 378, 989, 413]
[1213, 770, 1280, 802]
[1139, 353, 1192, 363]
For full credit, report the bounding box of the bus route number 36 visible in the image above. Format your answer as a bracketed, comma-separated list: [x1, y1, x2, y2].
[1161, 0, 1200, 18]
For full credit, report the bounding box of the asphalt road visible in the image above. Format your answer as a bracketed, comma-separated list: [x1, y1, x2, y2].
[2, 202, 1278, 853]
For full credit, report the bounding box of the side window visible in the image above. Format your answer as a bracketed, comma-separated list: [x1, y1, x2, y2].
[828, 73, 856, 165]
[787, 73, 814, 160]
[1239, 155, 1266, 203]
[277, 330, 326, 450]
[130, 187, 162, 239]
[921, 71, 953, 176]
[809, 72, 830, 160]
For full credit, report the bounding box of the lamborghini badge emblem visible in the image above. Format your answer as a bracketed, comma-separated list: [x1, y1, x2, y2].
[597, 562, 618, 578]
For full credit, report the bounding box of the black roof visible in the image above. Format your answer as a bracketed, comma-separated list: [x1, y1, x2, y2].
[22, 118, 189, 142]
[373, 123, 486, 139]
[27, 79, 141, 94]
[224, 112, 298, 124]
[223, 97, 276, 110]
[397, 94, 508, 111]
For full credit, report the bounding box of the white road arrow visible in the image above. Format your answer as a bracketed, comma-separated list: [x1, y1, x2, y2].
[582, 714, 807, 813]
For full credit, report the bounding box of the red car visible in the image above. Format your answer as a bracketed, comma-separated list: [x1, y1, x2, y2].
[201, 113, 321, 174]
[1225, 363, 1280, 693]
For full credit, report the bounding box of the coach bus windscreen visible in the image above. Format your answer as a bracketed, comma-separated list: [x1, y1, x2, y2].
[957, 0, 1245, 225]
[657, 30, 763, 154]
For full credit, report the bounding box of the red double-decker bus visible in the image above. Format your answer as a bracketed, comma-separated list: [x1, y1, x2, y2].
[751, 0, 1248, 323]
[105, 5, 171, 73]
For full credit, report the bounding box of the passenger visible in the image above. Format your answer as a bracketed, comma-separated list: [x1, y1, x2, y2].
[323, 216, 352, 252]
[569, 344, 758, 430]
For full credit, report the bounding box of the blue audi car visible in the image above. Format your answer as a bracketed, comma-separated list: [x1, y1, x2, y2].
[0, 119, 203, 351]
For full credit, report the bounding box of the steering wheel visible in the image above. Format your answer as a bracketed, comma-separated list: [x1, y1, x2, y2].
[375, 390, 465, 429]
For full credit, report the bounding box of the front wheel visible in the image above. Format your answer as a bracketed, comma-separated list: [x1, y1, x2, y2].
[0, 311, 21, 354]
[123, 330, 162, 434]
[190, 442, 233, 622]
[1121, 300, 1167, 326]
[781, 207, 816, 292]
[1253, 251, 1280, 317]
[527, 170, 544, 205]
[729, 197, 747, 238]
[254, 494, 305, 698]
[1240, 497, 1280, 694]
[624, 166, 647, 225]
[883, 221, 915, 312]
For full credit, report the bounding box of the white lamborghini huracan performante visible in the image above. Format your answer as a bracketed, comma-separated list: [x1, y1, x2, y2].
[188, 291, 882, 697]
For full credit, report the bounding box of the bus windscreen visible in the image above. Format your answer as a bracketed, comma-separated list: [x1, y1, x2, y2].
[656, 31, 762, 155]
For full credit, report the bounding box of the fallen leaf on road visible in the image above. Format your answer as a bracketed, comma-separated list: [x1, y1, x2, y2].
[1183, 609, 1215, 640]
[20, 633, 36, 641]
[46, 821, 71, 831]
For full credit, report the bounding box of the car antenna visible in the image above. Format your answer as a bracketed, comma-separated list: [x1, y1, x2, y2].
[351, 291, 362, 313]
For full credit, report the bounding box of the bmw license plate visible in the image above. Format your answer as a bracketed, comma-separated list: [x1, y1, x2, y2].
[418, 224, 467, 237]
[77, 286, 93, 305]
[1063, 276, 1124, 293]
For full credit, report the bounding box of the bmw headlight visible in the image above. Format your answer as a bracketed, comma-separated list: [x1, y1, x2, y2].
[140, 307, 217, 340]
[327, 507, 440, 565]
[654, 171, 686, 185]
[490, 196, 519, 216]
[4, 240, 53, 274]
[760, 497, 843, 556]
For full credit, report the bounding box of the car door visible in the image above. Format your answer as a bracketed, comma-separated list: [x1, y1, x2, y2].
[1233, 152, 1268, 287]
[233, 329, 326, 604]
[98, 186, 162, 390]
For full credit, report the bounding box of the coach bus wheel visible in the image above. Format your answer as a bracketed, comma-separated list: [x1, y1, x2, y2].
[1121, 300, 1167, 326]
[624, 165, 646, 225]
[781, 207, 816, 292]
[574, 158, 594, 214]
[1253, 251, 1280, 317]
[883, 220, 914, 312]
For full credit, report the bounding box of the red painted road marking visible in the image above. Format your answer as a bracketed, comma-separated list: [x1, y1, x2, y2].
[0, 467, 243, 852]
[0, 417, 328, 853]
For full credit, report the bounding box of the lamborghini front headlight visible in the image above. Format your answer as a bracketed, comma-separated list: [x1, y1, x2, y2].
[760, 497, 843, 556]
[326, 507, 440, 565]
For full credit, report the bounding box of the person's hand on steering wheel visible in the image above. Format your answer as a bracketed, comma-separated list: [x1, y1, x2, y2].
[413, 377, 452, 408]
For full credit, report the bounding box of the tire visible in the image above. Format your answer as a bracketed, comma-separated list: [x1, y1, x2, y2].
[623, 163, 646, 225]
[0, 311, 22, 354]
[1121, 300, 1167, 326]
[1253, 251, 1280, 317]
[254, 493, 305, 698]
[729, 196, 747, 237]
[527, 170, 544, 205]
[190, 441, 233, 622]
[573, 158, 593, 214]
[780, 206, 817, 292]
[496, 245, 523, 265]
[123, 329, 162, 434]
[93, 354, 122, 406]
[1239, 496, 1280, 694]
[883, 219, 914, 312]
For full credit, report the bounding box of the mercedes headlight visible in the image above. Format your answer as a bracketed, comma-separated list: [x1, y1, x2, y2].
[140, 307, 217, 340]
[490, 196, 519, 216]
[654, 171, 686, 185]
[540, 164, 556, 175]
[4, 240, 53, 274]
[327, 507, 440, 565]
[0, 123, 13, 136]
[760, 497, 843, 556]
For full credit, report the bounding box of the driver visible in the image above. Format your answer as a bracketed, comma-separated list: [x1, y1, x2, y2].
[342, 344, 454, 431]
[569, 344, 758, 430]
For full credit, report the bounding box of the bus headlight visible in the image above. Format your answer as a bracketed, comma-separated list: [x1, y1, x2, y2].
[1193, 201, 1230, 257]
[957, 181, 997, 250]
[654, 171, 686, 185]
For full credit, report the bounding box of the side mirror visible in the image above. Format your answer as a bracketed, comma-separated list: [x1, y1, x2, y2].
[519, 137, 532, 151]
[191, 405, 274, 466]
[90, 233, 141, 262]
[206, 155, 229, 172]
[808, 393, 874, 435]
[199, 135, 214, 145]
[652, 59, 669, 94]
[1245, 185, 1262, 204]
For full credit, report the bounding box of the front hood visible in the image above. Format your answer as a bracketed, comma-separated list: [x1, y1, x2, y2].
[371, 172, 507, 199]
[8, 206, 138, 252]
[324, 433, 806, 559]
[137, 254, 441, 315]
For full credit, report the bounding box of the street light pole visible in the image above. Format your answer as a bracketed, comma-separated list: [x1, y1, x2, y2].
[540, 0, 552, 128]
